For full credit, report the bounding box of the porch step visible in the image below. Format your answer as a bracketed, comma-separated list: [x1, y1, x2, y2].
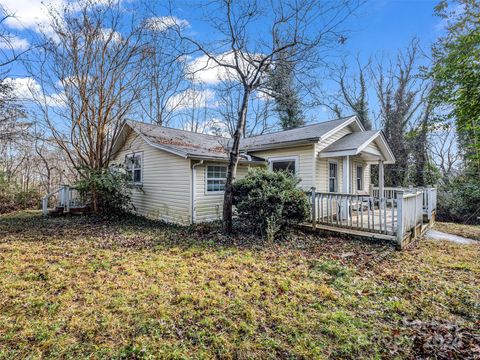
[48, 206, 64, 216]
[48, 205, 89, 216]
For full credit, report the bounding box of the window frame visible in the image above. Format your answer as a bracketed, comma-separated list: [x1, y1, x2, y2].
[268, 156, 299, 175]
[125, 152, 143, 186]
[328, 160, 338, 193]
[356, 164, 363, 191]
[205, 165, 228, 194]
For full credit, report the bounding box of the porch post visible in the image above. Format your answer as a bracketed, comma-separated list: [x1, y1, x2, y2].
[341, 156, 351, 220]
[342, 155, 351, 193]
[378, 160, 384, 199]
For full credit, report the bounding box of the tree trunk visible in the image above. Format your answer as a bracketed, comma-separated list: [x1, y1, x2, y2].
[223, 87, 250, 234]
[92, 189, 99, 213]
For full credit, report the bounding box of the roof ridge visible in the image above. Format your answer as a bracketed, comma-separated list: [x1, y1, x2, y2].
[243, 115, 356, 139]
[126, 119, 230, 140]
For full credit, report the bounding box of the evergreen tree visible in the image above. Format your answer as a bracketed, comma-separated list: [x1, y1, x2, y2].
[268, 35, 305, 130]
[429, 0, 480, 176]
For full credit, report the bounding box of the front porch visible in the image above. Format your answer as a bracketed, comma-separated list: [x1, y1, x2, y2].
[306, 186, 437, 248]
[313, 129, 437, 248]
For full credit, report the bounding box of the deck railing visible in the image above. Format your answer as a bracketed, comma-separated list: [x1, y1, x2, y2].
[42, 185, 83, 215]
[371, 186, 437, 220]
[309, 191, 398, 235]
[308, 186, 437, 248]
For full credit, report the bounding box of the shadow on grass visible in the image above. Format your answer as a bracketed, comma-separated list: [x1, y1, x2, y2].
[0, 211, 395, 266]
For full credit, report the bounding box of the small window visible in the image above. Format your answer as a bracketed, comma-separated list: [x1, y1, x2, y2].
[206, 165, 227, 193]
[329, 162, 338, 192]
[125, 153, 142, 184]
[356, 165, 363, 191]
[270, 158, 297, 175]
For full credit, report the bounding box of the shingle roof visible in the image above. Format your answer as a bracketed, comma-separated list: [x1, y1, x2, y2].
[127, 120, 233, 160]
[321, 130, 380, 153]
[125, 115, 358, 160]
[240, 116, 356, 150]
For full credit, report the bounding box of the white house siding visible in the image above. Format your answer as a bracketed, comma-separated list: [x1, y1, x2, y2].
[112, 130, 192, 224]
[314, 125, 353, 192]
[351, 158, 370, 193]
[250, 144, 316, 190]
[193, 162, 255, 222]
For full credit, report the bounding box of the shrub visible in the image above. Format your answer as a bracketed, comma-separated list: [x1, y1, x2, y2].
[0, 171, 42, 214]
[75, 165, 133, 216]
[437, 175, 480, 225]
[233, 168, 310, 240]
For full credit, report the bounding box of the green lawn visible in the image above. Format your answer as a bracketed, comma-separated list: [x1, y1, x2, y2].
[0, 212, 478, 359]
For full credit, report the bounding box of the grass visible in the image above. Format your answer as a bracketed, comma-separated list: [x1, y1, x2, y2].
[0, 211, 479, 359]
[435, 221, 480, 241]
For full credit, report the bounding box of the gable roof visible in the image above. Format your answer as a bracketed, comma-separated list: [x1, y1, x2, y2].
[113, 115, 368, 161]
[240, 115, 362, 150]
[119, 120, 243, 161]
[319, 130, 396, 163]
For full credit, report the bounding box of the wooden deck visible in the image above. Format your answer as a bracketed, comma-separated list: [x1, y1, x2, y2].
[316, 208, 398, 235]
[307, 188, 437, 248]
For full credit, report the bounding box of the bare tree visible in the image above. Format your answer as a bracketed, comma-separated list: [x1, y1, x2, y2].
[138, 21, 190, 126]
[372, 41, 426, 186]
[332, 56, 372, 129]
[430, 121, 461, 180]
[27, 0, 147, 211]
[170, 0, 360, 233]
[0, 7, 29, 71]
[216, 82, 275, 137]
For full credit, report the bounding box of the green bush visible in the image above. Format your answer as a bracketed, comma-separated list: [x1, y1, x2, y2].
[233, 168, 310, 240]
[437, 175, 480, 225]
[75, 165, 133, 216]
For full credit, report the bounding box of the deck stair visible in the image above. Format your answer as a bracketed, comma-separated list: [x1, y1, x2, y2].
[42, 185, 87, 216]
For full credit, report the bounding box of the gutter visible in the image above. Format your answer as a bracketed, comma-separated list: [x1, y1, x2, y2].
[241, 138, 319, 152]
[191, 160, 204, 224]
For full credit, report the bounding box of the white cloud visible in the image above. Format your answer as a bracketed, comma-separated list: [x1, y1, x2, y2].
[166, 88, 216, 111]
[1, 0, 65, 31]
[98, 28, 122, 44]
[0, 35, 29, 50]
[145, 16, 189, 32]
[1, 0, 118, 33]
[5, 77, 65, 106]
[186, 51, 266, 85]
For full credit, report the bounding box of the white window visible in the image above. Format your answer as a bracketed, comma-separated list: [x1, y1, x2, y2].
[125, 153, 142, 184]
[206, 165, 227, 193]
[356, 165, 363, 191]
[329, 162, 338, 192]
[269, 157, 298, 175]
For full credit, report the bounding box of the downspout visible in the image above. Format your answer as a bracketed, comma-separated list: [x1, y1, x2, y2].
[191, 160, 204, 224]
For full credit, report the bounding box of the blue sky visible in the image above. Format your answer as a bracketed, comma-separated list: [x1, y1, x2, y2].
[1, 0, 443, 128]
[347, 0, 439, 58]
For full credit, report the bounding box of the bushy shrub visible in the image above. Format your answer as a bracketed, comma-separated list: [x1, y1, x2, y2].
[75, 165, 133, 216]
[233, 168, 310, 240]
[0, 172, 42, 214]
[437, 175, 480, 224]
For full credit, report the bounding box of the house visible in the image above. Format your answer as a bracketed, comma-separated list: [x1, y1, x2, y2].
[110, 115, 396, 225]
[42, 114, 436, 248]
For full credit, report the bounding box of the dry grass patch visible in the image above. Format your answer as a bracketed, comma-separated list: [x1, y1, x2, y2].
[435, 221, 480, 241]
[0, 212, 479, 359]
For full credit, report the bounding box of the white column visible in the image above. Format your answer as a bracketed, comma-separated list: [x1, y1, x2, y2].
[342, 155, 350, 193]
[378, 160, 384, 198]
[379, 160, 384, 210]
[341, 156, 351, 220]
